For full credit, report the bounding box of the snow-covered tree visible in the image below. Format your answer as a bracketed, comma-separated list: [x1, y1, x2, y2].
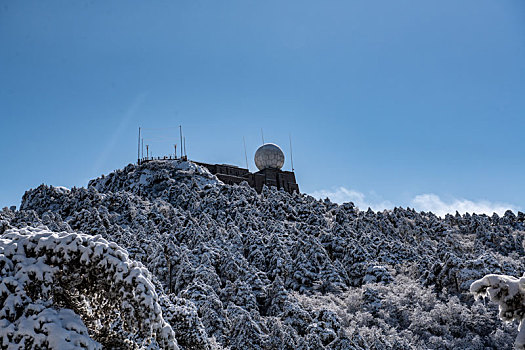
[471, 274, 525, 349]
[0, 227, 177, 349]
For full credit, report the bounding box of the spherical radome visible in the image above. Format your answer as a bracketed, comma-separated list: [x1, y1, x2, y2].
[254, 143, 285, 171]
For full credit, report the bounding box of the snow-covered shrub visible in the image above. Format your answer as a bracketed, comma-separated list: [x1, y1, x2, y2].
[362, 265, 393, 284]
[160, 294, 212, 350]
[471, 274, 525, 349]
[0, 227, 177, 349]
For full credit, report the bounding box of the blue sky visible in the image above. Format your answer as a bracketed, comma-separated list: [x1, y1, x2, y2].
[1, 1, 524, 215]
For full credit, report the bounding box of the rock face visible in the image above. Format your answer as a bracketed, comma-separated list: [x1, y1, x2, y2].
[2, 159, 525, 349]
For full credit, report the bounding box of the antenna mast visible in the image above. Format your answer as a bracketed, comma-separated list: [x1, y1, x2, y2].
[260, 128, 264, 145]
[183, 137, 187, 158]
[146, 145, 149, 160]
[243, 137, 248, 170]
[138, 127, 141, 164]
[289, 133, 294, 172]
[179, 125, 183, 158]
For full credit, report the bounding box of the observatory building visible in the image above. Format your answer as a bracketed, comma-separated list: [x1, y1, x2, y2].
[194, 143, 299, 194]
[137, 126, 299, 194]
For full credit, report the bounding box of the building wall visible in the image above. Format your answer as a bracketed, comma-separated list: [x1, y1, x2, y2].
[194, 161, 299, 194]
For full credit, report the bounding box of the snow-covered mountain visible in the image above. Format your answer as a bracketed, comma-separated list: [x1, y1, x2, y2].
[1, 160, 524, 349]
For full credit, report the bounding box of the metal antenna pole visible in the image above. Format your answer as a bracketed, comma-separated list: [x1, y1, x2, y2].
[174, 144, 177, 159]
[289, 133, 294, 172]
[179, 125, 183, 158]
[138, 127, 141, 164]
[141, 138, 144, 159]
[146, 145, 149, 160]
[184, 137, 187, 157]
[261, 128, 264, 145]
[243, 136, 249, 170]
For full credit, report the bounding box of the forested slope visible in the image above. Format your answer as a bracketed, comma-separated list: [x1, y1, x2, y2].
[1, 160, 524, 349]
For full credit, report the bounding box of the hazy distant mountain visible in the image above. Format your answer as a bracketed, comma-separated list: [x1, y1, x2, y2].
[1, 160, 524, 349]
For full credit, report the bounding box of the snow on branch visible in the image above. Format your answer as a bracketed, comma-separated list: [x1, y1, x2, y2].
[471, 274, 525, 349]
[0, 227, 177, 349]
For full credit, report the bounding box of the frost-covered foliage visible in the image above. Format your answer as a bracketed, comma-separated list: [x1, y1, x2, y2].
[0, 227, 177, 349]
[5, 159, 525, 349]
[471, 274, 525, 349]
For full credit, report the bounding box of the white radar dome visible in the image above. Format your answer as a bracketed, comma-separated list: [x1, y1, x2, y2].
[254, 143, 285, 171]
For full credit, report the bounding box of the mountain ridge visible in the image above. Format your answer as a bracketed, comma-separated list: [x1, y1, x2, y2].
[1, 159, 524, 349]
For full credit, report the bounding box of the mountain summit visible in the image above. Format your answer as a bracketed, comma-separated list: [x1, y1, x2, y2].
[1, 160, 524, 349]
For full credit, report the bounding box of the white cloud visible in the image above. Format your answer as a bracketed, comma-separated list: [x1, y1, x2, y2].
[309, 187, 519, 217]
[410, 193, 518, 217]
[309, 187, 392, 212]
